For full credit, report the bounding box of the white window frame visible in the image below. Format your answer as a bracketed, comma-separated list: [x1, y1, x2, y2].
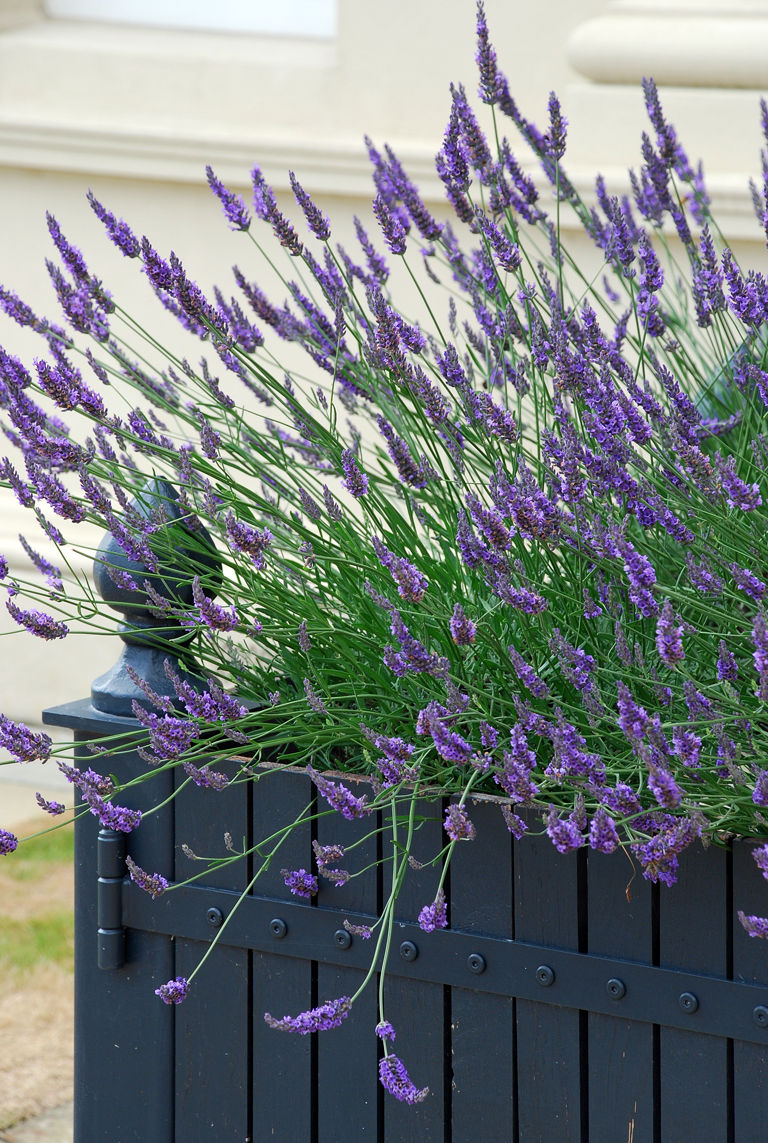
[43, 0, 336, 39]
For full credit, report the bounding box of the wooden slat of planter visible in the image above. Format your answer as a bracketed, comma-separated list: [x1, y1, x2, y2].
[587, 848, 654, 1143]
[317, 804, 380, 1140]
[174, 758, 250, 1141]
[515, 825, 582, 1143]
[73, 736, 175, 1143]
[659, 842, 729, 1143]
[449, 799, 515, 1143]
[252, 768, 314, 1143]
[733, 838, 768, 1142]
[384, 797, 445, 1142]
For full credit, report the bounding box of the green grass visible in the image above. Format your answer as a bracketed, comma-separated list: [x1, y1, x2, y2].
[0, 911, 74, 973]
[7, 823, 74, 881]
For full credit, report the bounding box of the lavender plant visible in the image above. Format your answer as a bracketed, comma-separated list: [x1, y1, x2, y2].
[4, 1, 768, 1102]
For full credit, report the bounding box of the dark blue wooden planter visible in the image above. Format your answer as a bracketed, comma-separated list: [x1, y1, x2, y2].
[44, 698, 768, 1143]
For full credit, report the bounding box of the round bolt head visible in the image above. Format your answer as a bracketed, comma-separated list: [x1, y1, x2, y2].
[206, 907, 224, 928]
[606, 978, 626, 1000]
[754, 1005, 768, 1028]
[400, 940, 418, 962]
[679, 991, 698, 1014]
[334, 929, 352, 950]
[270, 917, 288, 939]
[467, 952, 486, 975]
[536, 965, 555, 987]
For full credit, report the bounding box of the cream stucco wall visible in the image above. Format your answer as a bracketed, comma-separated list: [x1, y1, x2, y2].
[1, 0, 767, 735]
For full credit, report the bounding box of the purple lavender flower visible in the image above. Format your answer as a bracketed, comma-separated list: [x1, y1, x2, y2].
[265, 996, 351, 1034]
[298, 620, 311, 653]
[716, 453, 762, 511]
[0, 716, 51, 762]
[81, 787, 141, 832]
[501, 806, 528, 839]
[132, 705, 200, 760]
[303, 678, 327, 715]
[738, 911, 768, 939]
[647, 765, 682, 809]
[508, 646, 550, 697]
[191, 575, 237, 632]
[546, 805, 584, 853]
[289, 171, 330, 240]
[322, 485, 343, 522]
[582, 590, 602, 619]
[717, 641, 738, 683]
[617, 537, 658, 617]
[631, 817, 700, 886]
[379, 1055, 429, 1104]
[449, 603, 476, 645]
[655, 599, 684, 667]
[444, 804, 476, 842]
[418, 887, 448, 932]
[752, 609, 768, 699]
[589, 806, 620, 853]
[126, 855, 168, 898]
[753, 843, 768, 880]
[35, 793, 65, 816]
[313, 840, 345, 867]
[480, 722, 498, 749]
[731, 564, 766, 600]
[155, 977, 189, 1005]
[376, 1021, 396, 1041]
[0, 829, 18, 855]
[600, 782, 641, 816]
[672, 725, 702, 768]
[224, 514, 272, 570]
[372, 195, 407, 256]
[281, 868, 318, 898]
[340, 449, 369, 497]
[371, 536, 428, 603]
[182, 762, 230, 790]
[87, 191, 140, 257]
[549, 629, 594, 692]
[616, 681, 649, 742]
[753, 771, 768, 806]
[307, 765, 373, 820]
[685, 552, 723, 596]
[343, 920, 372, 939]
[6, 600, 68, 640]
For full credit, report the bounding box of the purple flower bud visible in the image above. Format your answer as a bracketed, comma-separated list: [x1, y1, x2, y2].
[87, 191, 140, 258]
[753, 843, 768, 880]
[0, 716, 51, 763]
[371, 536, 428, 603]
[280, 868, 318, 898]
[449, 603, 476, 645]
[35, 793, 65, 816]
[546, 805, 584, 853]
[298, 620, 311, 653]
[378, 1055, 429, 1104]
[717, 640, 738, 683]
[372, 195, 407, 256]
[343, 919, 372, 939]
[648, 765, 682, 809]
[376, 1020, 396, 1041]
[289, 171, 330, 241]
[655, 599, 685, 667]
[418, 887, 448, 932]
[589, 807, 620, 854]
[155, 977, 189, 1005]
[444, 804, 476, 842]
[265, 996, 351, 1034]
[508, 646, 549, 698]
[0, 829, 18, 855]
[6, 600, 68, 640]
[307, 766, 373, 820]
[126, 855, 168, 898]
[672, 725, 702, 768]
[501, 806, 528, 839]
[738, 911, 768, 939]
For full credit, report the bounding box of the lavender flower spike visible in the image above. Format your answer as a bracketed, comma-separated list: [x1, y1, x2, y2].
[449, 603, 477, 645]
[35, 793, 65, 816]
[206, 166, 251, 231]
[444, 804, 476, 841]
[6, 600, 68, 640]
[376, 1020, 396, 1041]
[418, 887, 448, 932]
[655, 598, 685, 667]
[307, 765, 374, 820]
[265, 996, 351, 1033]
[126, 855, 169, 898]
[0, 829, 18, 855]
[0, 715, 52, 762]
[379, 1055, 429, 1104]
[372, 195, 407, 255]
[155, 977, 189, 1005]
[289, 171, 331, 240]
[340, 449, 369, 498]
[738, 911, 768, 939]
[281, 868, 318, 898]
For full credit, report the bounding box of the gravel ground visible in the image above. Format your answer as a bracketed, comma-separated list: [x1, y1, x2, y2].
[0, 1103, 73, 1143]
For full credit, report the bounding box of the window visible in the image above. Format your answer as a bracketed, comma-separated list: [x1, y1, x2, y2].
[43, 0, 336, 38]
